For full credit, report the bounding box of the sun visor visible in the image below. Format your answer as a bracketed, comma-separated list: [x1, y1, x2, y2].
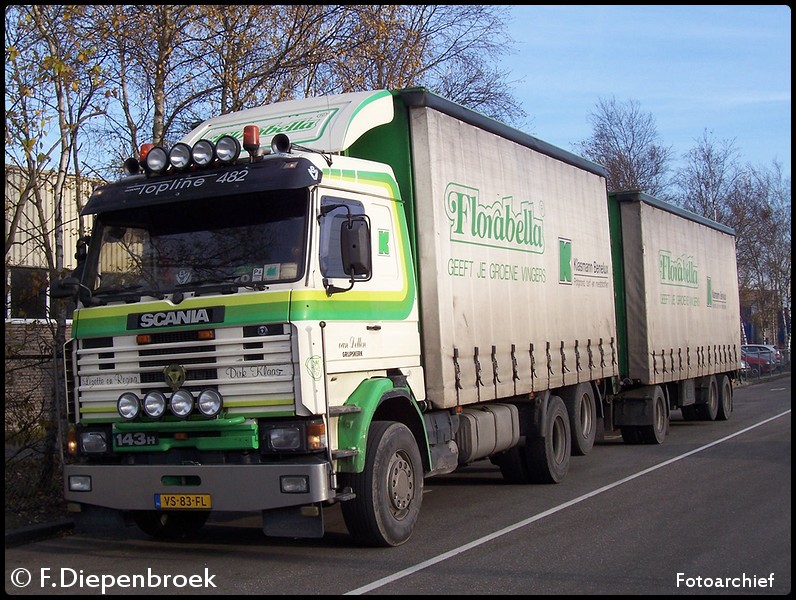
[180, 90, 395, 156]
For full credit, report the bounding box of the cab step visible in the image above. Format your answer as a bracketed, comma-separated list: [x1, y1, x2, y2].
[328, 405, 362, 416]
[332, 448, 359, 459]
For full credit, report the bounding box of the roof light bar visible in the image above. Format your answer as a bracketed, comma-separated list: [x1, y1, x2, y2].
[124, 135, 246, 177]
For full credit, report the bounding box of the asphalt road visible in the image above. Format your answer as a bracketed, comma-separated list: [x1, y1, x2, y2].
[5, 374, 791, 595]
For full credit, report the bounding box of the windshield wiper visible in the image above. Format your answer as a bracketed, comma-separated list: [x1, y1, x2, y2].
[175, 277, 239, 296]
[93, 284, 165, 302]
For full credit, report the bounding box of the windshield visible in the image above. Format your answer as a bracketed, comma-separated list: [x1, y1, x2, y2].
[84, 189, 309, 298]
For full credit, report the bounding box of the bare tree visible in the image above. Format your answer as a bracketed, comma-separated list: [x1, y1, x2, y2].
[673, 131, 790, 348]
[6, 3, 107, 316]
[92, 6, 207, 152]
[727, 163, 791, 345]
[187, 5, 525, 127]
[751, 162, 790, 347]
[326, 5, 526, 125]
[766, 162, 792, 350]
[192, 6, 351, 113]
[574, 97, 673, 196]
[5, 4, 107, 499]
[672, 129, 741, 223]
[77, 5, 526, 178]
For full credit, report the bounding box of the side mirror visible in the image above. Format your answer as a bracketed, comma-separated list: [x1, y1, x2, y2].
[50, 276, 80, 299]
[340, 216, 371, 278]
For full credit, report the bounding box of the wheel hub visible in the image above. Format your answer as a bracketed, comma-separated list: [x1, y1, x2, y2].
[388, 452, 414, 517]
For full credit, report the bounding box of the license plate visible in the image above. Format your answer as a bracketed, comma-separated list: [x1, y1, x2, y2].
[155, 493, 212, 510]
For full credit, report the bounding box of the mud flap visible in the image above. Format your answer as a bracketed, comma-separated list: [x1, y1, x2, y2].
[262, 503, 324, 539]
[71, 503, 127, 534]
[613, 386, 657, 427]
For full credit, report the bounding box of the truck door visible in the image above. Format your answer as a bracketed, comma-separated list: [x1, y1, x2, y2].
[317, 193, 421, 381]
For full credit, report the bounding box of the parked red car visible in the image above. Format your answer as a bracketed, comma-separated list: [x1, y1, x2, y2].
[741, 345, 775, 376]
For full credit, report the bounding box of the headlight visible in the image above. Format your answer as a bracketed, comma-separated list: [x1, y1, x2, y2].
[117, 393, 140, 420]
[170, 389, 194, 418]
[79, 431, 109, 454]
[143, 391, 167, 418]
[261, 419, 328, 453]
[68, 475, 92, 492]
[268, 427, 301, 451]
[197, 389, 223, 417]
[280, 476, 309, 494]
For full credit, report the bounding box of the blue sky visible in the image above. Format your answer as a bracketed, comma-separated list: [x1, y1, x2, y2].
[501, 6, 791, 178]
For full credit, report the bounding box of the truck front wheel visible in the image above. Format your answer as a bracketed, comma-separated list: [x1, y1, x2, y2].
[340, 421, 423, 547]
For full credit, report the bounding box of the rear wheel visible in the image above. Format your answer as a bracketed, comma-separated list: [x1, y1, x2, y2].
[562, 383, 597, 456]
[132, 510, 209, 539]
[716, 375, 732, 421]
[696, 376, 719, 421]
[340, 421, 423, 547]
[526, 395, 571, 483]
[639, 386, 668, 444]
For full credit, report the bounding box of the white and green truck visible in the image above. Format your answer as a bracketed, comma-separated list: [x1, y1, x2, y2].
[53, 89, 741, 547]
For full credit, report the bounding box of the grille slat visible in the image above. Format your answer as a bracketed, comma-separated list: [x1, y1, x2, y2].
[75, 324, 297, 420]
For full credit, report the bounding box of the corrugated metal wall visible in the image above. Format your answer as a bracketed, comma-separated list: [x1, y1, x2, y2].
[5, 166, 98, 270]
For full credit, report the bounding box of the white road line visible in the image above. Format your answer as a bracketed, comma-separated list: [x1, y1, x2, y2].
[345, 410, 791, 595]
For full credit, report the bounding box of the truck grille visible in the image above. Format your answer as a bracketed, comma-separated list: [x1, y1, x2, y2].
[74, 323, 296, 422]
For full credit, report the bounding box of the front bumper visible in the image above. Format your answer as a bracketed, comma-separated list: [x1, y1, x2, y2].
[64, 457, 334, 511]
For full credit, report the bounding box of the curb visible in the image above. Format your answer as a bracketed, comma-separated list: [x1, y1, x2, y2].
[4, 518, 74, 548]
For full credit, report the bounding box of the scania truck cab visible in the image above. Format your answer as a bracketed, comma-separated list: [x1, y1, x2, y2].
[57, 91, 429, 546]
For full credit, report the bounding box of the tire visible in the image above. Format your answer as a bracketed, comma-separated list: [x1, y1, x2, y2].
[562, 383, 597, 456]
[132, 510, 209, 539]
[639, 386, 668, 444]
[340, 421, 423, 547]
[525, 395, 571, 483]
[696, 376, 719, 421]
[716, 375, 733, 421]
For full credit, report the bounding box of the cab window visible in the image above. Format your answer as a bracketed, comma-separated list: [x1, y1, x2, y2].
[319, 197, 366, 279]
